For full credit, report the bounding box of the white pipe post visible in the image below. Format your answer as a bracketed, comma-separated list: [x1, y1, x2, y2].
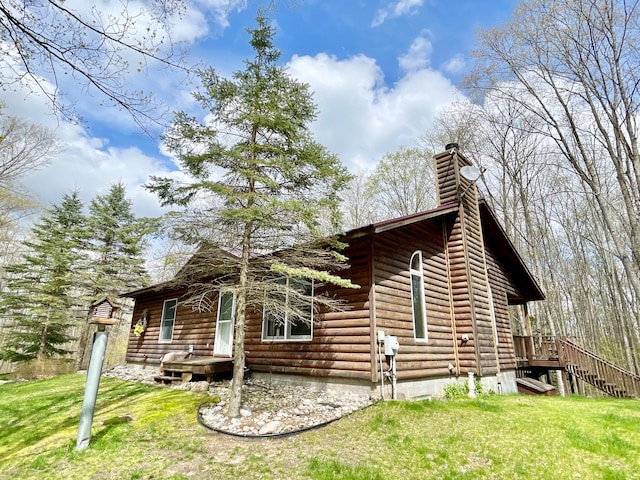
[378, 341, 385, 400]
[468, 371, 476, 399]
[76, 327, 108, 451]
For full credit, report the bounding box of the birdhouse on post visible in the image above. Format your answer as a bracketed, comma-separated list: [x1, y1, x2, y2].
[88, 297, 119, 328]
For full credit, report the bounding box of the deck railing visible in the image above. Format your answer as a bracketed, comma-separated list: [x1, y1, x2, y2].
[513, 335, 562, 364]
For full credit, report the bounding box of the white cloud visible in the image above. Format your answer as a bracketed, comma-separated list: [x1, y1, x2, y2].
[443, 54, 466, 74]
[0, 50, 174, 220]
[19, 125, 175, 219]
[398, 35, 433, 72]
[198, 0, 248, 30]
[286, 52, 461, 171]
[372, 0, 424, 27]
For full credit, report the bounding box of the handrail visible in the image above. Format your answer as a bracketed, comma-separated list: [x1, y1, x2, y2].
[560, 336, 640, 398]
[561, 337, 640, 380]
[513, 335, 639, 398]
[513, 335, 560, 361]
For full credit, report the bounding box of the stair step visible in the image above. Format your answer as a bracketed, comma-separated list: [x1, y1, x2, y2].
[154, 375, 182, 384]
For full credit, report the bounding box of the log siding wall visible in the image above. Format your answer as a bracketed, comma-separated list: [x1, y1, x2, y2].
[460, 186, 499, 376]
[243, 239, 374, 381]
[372, 220, 456, 380]
[126, 289, 218, 364]
[485, 242, 521, 370]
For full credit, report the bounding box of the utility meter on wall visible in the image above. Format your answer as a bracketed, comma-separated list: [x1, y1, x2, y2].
[384, 335, 399, 356]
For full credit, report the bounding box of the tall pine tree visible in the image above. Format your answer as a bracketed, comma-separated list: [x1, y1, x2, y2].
[86, 182, 155, 299]
[148, 12, 354, 417]
[0, 192, 86, 362]
[76, 182, 158, 368]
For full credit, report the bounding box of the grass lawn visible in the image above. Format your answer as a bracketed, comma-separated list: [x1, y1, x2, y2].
[1, 374, 639, 479]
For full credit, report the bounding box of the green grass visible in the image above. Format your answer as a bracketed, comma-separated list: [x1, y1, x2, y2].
[1, 376, 639, 479]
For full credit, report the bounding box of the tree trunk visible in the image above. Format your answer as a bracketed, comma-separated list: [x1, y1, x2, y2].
[76, 322, 92, 370]
[227, 221, 252, 418]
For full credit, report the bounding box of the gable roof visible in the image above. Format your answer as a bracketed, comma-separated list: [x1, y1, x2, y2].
[478, 200, 545, 303]
[343, 201, 460, 239]
[340, 199, 544, 303]
[123, 200, 544, 303]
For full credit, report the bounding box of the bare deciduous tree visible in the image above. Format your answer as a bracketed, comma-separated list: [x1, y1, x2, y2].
[0, 115, 61, 187]
[0, 0, 188, 128]
[466, 0, 640, 370]
[365, 146, 436, 219]
[341, 170, 379, 229]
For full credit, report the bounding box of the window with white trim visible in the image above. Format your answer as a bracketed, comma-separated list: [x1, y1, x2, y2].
[159, 298, 177, 342]
[214, 290, 236, 357]
[262, 277, 313, 341]
[410, 251, 428, 341]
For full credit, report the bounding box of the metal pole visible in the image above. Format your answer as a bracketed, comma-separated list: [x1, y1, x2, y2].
[76, 327, 108, 451]
[391, 356, 397, 400]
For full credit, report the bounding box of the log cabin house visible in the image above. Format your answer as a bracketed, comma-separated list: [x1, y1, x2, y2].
[123, 146, 545, 398]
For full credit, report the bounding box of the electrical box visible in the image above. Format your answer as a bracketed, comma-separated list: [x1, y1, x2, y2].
[384, 335, 399, 356]
[377, 330, 385, 343]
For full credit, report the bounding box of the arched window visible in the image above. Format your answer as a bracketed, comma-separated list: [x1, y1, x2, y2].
[410, 251, 428, 341]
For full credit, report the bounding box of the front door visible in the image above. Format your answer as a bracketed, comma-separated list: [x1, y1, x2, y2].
[214, 290, 235, 357]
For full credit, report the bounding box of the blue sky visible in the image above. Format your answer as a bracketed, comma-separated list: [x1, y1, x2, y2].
[2, 0, 519, 219]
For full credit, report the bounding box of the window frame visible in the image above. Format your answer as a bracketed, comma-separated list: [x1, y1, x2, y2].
[213, 289, 236, 357]
[159, 298, 178, 343]
[410, 251, 429, 342]
[262, 276, 313, 342]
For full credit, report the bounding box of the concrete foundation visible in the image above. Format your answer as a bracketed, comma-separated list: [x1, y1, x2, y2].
[250, 370, 519, 400]
[126, 359, 518, 399]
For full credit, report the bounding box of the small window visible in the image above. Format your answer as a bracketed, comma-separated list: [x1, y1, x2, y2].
[159, 298, 177, 343]
[262, 277, 313, 341]
[410, 251, 428, 341]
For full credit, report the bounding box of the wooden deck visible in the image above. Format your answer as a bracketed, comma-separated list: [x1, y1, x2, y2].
[155, 356, 233, 384]
[513, 335, 564, 369]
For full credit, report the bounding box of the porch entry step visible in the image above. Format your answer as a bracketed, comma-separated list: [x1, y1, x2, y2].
[516, 377, 556, 396]
[153, 374, 188, 384]
[155, 356, 233, 384]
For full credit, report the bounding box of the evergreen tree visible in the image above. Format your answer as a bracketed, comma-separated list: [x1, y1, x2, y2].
[147, 12, 354, 417]
[76, 182, 158, 368]
[86, 182, 156, 299]
[0, 192, 86, 362]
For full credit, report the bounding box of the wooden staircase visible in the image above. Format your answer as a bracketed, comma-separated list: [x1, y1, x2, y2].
[514, 335, 640, 398]
[560, 337, 640, 398]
